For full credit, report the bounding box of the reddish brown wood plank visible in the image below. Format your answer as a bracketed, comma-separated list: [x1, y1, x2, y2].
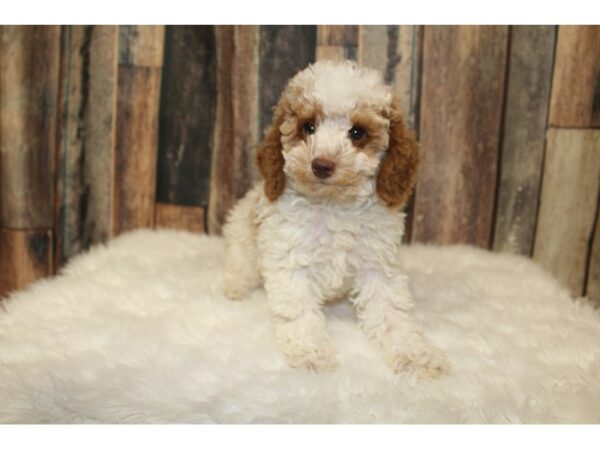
[55, 25, 118, 265]
[208, 26, 260, 234]
[0, 26, 61, 229]
[154, 203, 205, 234]
[0, 228, 53, 299]
[493, 26, 556, 255]
[533, 129, 600, 298]
[549, 26, 600, 128]
[413, 26, 509, 247]
[114, 66, 162, 234]
[113, 26, 164, 234]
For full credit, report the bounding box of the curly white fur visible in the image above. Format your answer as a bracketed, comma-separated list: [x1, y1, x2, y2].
[222, 61, 447, 376]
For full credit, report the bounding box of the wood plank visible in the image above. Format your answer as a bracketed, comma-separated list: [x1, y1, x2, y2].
[533, 129, 600, 297]
[114, 66, 162, 234]
[0, 26, 61, 229]
[493, 26, 556, 255]
[358, 25, 422, 243]
[208, 26, 260, 234]
[119, 25, 165, 68]
[259, 26, 317, 133]
[549, 26, 600, 128]
[114, 26, 164, 234]
[587, 203, 600, 306]
[316, 25, 358, 62]
[413, 26, 509, 247]
[156, 26, 216, 208]
[358, 25, 421, 128]
[154, 203, 205, 234]
[55, 25, 118, 265]
[0, 228, 53, 299]
[317, 25, 358, 46]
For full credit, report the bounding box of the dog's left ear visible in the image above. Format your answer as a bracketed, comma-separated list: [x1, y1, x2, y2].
[376, 99, 420, 208]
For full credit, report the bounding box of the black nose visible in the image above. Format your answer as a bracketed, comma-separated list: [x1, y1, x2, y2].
[311, 158, 336, 179]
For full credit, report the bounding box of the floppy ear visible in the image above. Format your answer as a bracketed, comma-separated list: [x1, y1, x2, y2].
[376, 100, 420, 208]
[256, 104, 286, 201]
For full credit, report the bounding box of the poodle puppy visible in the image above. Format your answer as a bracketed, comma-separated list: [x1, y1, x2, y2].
[222, 60, 448, 377]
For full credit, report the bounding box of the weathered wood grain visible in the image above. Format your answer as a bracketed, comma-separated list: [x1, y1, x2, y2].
[259, 26, 317, 133]
[154, 203, 205, 234]
[0, 26, 61, 229]
[358, 25, 421, 128]
[114, 66, 162, 234]
[208, 26, 260, 234]
[358, 26, 422, 242]
[317, 25, 358, 46]
[119, 25, 165, 68]
[493, 26, 556, 255]
[114, 26, 164, 234]
[0, 228, 53, 299]
[413, 26, 509, 247]
[316, 25, 358, 62]
[587, 203, 600, 306]
[533, 129, 600, 297]
[549, 26, 600, 128]
[55, 25, 118, 265]
[156, 26, 216, 207]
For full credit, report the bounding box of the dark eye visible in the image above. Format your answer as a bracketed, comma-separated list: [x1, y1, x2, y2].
[302, 121, 316, 135]
[349, 126, 366, 141]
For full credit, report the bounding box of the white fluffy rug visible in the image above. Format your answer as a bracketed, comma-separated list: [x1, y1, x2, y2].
[1, 229, 600, 423]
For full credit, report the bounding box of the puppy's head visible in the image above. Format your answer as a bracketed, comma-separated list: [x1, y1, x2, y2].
[257, 60, 419, 208]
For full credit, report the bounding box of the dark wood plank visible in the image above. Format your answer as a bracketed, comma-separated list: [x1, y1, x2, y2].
[207, 26, 260, 234]
[0, 26, 61, 229]
[587, 202, 600, 306]
[533, 129, 600, 297]
[155, 203, 205, 234]
[114, 26, 164, 234]
[156, 25, 216, 207]
[0, 228, 53, 299]
[259, 26, 317, 133]
[493, 26, 556, 255]
[413, 26, 509, 247]
[55, 25, 118, 265]
[549, 26, 600, 128]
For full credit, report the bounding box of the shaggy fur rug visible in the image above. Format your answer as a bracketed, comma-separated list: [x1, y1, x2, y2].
[1, 229, 599, 424]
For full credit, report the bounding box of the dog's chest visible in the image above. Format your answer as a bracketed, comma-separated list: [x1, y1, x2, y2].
[259, 196, 405, 299]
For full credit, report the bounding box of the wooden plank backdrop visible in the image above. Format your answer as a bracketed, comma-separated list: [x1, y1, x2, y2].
[1, 25, 599, 307]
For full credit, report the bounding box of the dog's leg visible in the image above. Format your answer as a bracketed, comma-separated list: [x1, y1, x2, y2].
[263, 269, 338, 372]
[222, 187, 262, 300]
[351, 270, 449, 378]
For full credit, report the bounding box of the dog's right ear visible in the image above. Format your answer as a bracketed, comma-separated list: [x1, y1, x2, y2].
[256, 104, 286, 201]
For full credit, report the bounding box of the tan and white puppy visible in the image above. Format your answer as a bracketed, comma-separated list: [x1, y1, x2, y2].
[222, 61, 448, 377]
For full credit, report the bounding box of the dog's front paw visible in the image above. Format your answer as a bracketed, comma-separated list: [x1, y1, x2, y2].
[221, 273, 252, 300]
[386, 344, 450, 379]
[281, 341, 339, 373]
[285, 348, 338, 372]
